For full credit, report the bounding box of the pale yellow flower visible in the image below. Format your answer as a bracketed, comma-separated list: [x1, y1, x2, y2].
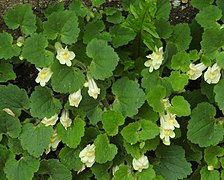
[56, 43, 75, 67]
[60, 110, 72, 130]
[132, 155, 149, 172]
[68, 89, 82, 107]
[45, 131, 61, 154]
[79, 144, 96, 168]
[144, 46, 164, 72]
[187, 63, 207, 80]
[35, 67, 53, 87]
[41, 114, 58, 126]
[204, 63, 221, 84]
[87, 76, 100, 99]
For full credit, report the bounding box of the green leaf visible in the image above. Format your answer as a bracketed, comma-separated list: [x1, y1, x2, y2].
[91, 162, 112, 180]
[0, 62, 16, 82]
[4, 155, 40, 180]
[146, 85, 166, 113]
[167, 96, 191, 117]
[136, 165, 156, 180]
[3, 4, 36, 35]
[102, 110, 125, 136]
[113, 165, 134, 180]
[204, 146, 224, 166]
[94, 134, 118, 163]
[7, 138, 23, 155]
[171, 51, 190, 72]
[59, 147, 83, 171]
[92, 0, 105, 7]
[107, 11, 124, 24]
[83, 21, 105, 44]
[22, 33, 54, 67]
[169, 24, 192, 51]
[191, 0, 214, 10]
[43, 10, 80, 44]
[121, 120, 159, 145]
[30, 86, 62, 119]
[155, 0, 171, 21]
[125, 0, 159, 49]
[200, 166, 220, 180]
[167, 71, 188, 92]
[0, 84, 29, 116]
[0, 111, 21, 138]
[57, 118, 85, 149]
[214, 80, 224, 114]
[0, 145, 9, 179]
[44, 2, 64, 17]
[195, 5, 222, 29]
[20, 123, 53, 157]
[86, 38, 119, 80]
[109, 25, 136, 48]
[141, 69, 172, 95]
[51, 61, 85, 93]
[216, 52, 224, 68]
[39, 159, 72, 180]
[0, 32, 20, 59]
[187, 102, 224, 147]
[69, 1, 88, 18]
[217, 0, 224, 22]
[112, 77, 145, 117]
[201, 29, 224, 56]
[155, 19, 173, 39]
[153, 145, 192, 180]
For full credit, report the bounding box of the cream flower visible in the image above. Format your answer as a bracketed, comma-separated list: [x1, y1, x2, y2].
[16, 36, 24, 47]
[79, 144, 96, 168]
[56, 43, 75, 67]
[187, 62, 207, 80]
[204, 63, 221, 84]
[35, 67, 53, 87]
[160, 113, 180, 130]
[160, 126, 175, 146]
[87, 76, 100, 99]
[41, 114, 58, 126]
[161, 98, 171, 110]
[45, 131, 61, 154]
[132, 155, 149, 172]
[144, 46, 164, 72]
[68, 89, 82, 107]
[60, 110, 72, 130]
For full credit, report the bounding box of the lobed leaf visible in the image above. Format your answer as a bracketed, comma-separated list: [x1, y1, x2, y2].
[112, 77, 145, 117]
[20, 123, 53, 157]
[0, 62, 16, 82]
[30, 86, 62, 119]
[187, 102, 224, 147]
[214, 79, 224, 114]
[86, 38, 119, 80]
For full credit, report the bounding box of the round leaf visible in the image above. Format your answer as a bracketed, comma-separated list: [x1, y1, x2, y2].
[94, 134, 118, 163]
[51, 62, 85, 93]
[187, 102, 224, 147]
[102, 110, 125, 136]
[20, 123, 53, 157]
[30, 86, 62, 119]
[22, 34, 54, 67]
[112, 77, 145, 117]
[0, 63, 16, 82]
[214, 79, 224, 113]
[43, 10, 80, 44]
[57, 118, 85, 149]
[86, 38, 119, 80]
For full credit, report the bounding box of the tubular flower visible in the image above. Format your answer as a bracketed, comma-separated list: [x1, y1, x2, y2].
[161, 98, 171, 111]
[204, 63, 221, 84]
[41, 114, 58, 126]
[144, 46, 164, 72]
[132, 155, 149, 172]
[87, 76, 100, 99]
[159, 126, 175, 146]
[45, 131, 61, 154]
[35, 67, 53, 87]
[56, 43, 75, 67]
[60, 110, 72, 130]
[187, 62, 207, 80]
[79, 144, 96, 168]
[160, 113, 180, 130]
[68, 89, 82, 107]
[16, 36, 24, 47]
